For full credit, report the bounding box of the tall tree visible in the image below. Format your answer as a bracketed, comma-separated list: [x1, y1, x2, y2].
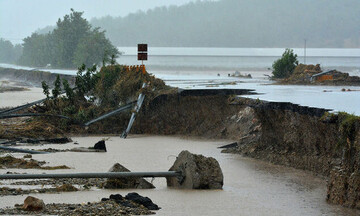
[18, 9, 119, 68]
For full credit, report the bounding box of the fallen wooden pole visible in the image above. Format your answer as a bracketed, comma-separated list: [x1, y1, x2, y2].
[0, 171, 182, 180]
[0, 113, 70, 120]
[84, 101, 137, 126]
[0, 146, 49, 154]
[0, 87, 79, 116]
[0, 98, 46, 115]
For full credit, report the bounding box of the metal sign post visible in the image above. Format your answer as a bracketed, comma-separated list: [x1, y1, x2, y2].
[120, 83, 147, 138]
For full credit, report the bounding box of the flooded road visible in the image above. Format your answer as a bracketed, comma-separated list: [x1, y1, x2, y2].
[1, 136, 359, 216]
[0, 87, 43, 108]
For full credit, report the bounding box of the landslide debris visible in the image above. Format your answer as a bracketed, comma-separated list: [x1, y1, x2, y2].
[1, 193, 158, 215]
[281, 64, 360, 85]
[284, 64, 322, 84]
[0, 64, 174, 139]
[0, 119, 67, 140]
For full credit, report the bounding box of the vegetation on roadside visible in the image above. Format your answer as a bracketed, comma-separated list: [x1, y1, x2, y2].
[337, 112, 360, 148]
[321, 111, 360, 151]
[272, 48, 298, 78]
[39, 63, 171, 129]
[0, 120, 66, 140]
[18, 9, 119, 68]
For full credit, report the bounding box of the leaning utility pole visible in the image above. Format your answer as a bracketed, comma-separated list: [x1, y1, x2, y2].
[304, 39, 307, 64]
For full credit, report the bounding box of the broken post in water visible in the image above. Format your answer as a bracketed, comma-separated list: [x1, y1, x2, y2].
[0, 145, 49, 154]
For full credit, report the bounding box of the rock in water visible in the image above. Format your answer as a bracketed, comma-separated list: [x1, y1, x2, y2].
[125, 192, 160, 210]
[23, 196, 45, 211]
[103, 163, 155, 189]
[93, 140, 107, 152]
[166, 150, 223, 189]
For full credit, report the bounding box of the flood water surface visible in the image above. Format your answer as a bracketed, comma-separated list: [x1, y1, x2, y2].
[1, 136, 359, 216]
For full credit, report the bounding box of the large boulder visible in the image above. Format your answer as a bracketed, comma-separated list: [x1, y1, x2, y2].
[23, 196, 45, 211]
[166, 150, 223, 189]
[103, 163, 155, 189]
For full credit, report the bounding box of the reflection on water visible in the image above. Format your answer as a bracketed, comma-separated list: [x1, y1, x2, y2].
[1, 136, 359, 216]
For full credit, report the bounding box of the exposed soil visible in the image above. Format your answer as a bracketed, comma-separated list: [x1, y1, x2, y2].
[0, 155, 70, 170]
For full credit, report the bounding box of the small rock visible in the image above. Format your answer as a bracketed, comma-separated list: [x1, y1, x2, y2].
[109, 194, 123, 201]
[56, 184, 78, 192]
[93, 140, 107, 152]
[125, 192, 160, 210]
[23, 196, 45, 211]
[104, 163, 155, 189]
[23, 154, 32, 159]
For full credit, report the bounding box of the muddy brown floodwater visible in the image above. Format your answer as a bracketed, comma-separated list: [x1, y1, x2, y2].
[0, 87, 44, 108]
[0, 135, 359, 216]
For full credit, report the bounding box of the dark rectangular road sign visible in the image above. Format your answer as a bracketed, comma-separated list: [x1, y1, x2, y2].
[138, 44, 148, 52]
[138, 53, 148, 61]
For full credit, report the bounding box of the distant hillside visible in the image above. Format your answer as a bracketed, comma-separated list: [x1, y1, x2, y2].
[89, 0, 360, 48]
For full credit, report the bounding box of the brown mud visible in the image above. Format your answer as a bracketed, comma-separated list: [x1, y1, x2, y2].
[0, 155, 70, 170]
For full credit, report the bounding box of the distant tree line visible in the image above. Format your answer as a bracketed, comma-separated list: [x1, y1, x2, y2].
[19, 9, 119, 68]
[0, 38, 22, 64]
[86, 0, 360, 48]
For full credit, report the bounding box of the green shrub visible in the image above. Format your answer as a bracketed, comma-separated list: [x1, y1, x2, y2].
[272, 48, 299, 78]
[338, 112, 360, 147]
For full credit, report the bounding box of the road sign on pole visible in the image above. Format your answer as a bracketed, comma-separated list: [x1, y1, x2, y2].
[138, 44, 148, 64]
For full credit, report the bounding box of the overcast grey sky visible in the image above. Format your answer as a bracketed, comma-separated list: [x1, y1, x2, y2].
[0, 0, 196, 44]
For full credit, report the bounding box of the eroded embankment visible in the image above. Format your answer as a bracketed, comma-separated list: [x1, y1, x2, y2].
[133, 93, 360, 209]
[0, 67, 74, 87]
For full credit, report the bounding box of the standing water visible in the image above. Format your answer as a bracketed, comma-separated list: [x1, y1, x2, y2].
[0, 136, 359, 216]
[1, 47, 360, 114]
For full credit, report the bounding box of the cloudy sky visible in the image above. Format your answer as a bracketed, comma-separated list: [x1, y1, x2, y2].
[0, 0, 196, 44]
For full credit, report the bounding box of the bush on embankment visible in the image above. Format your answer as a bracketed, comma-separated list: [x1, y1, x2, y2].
[34, 63, 171, 133]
